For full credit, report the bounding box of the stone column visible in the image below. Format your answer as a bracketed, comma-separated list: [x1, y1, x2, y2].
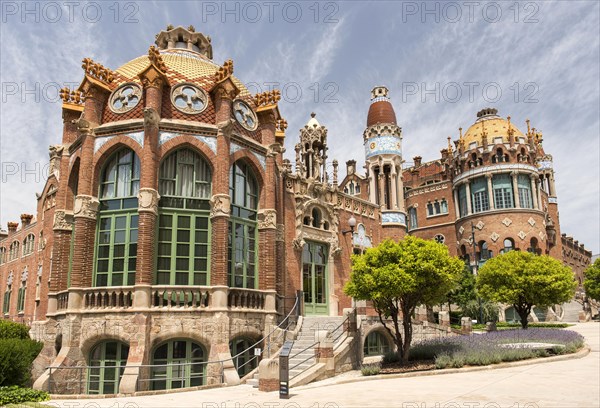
[486, 174, 495, 210]
[536, 177, 543, 208]
[453, 187, 460, 217]
[464, 181, 472, 215]
[368, 163, 377, 203]
[70, 195, 99, 290]
[390, 166, 398, 210]
[396, 166, 406, 213]
[530, 174, 539, 210]
[378, 173, 385, 208]
[258, 209, 277, 290]
[511, 172, 520, 208]
[549, 172, 557, 197]
[48, 211, 74, 313]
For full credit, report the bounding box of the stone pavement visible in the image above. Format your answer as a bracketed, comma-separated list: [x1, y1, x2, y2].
[45, 323, 600, 408]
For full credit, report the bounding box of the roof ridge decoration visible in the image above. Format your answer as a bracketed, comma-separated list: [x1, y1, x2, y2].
[155, 25, 213, 59]
[81, 58, 114, 84]
[214, 59, 234, 83]
[254, 89, 281, 109]
[59, 87, 85, 111]
[148, 45, 168, 73]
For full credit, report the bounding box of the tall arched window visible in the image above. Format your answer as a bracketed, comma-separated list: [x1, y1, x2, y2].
[157, 148, 212, 286]
[151, 339, 206, 390]
[95, 148, 140, 287]
[408, 207, 418, 230]
[501, 238, 515, 253]
[22, 234, 35, 256]
[88, 341, 129, 395]
[228, 161, 259, 288]
[0, 247, 5, 265]
[2, 282, 11, 314]
[9, 241, 19, 261]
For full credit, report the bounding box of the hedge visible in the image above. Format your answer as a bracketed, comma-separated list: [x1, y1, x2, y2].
[0, 320, 30, 340]
[0, 338, 43, 387]
[0, 385, 49, 405]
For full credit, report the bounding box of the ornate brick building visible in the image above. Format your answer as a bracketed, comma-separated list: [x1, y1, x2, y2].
[0, 26, 591, 394]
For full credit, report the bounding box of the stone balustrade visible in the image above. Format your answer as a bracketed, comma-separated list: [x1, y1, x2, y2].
[227, 287, 267, 310]
[151, 285, 211, 309]
[56, 291, 69, 311]
[83, 287, 134, 309]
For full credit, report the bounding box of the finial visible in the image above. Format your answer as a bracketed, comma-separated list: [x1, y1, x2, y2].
[188, 25, 196, 32]
[507, 115, 515, 137]
[526, 119, 531, 135]
[311, 112, 316, 118]
[447, 136, 453, 152]
[166, 24, 174, 30]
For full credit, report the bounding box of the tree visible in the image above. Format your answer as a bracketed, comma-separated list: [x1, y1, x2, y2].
[344, 236, 463, 363]
[447, 265, 499, 323]
[477, 251, 576, 329]
[583, 258, 600, 302]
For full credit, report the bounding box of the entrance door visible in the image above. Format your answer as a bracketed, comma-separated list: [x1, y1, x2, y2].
[302, 242, 328, 315]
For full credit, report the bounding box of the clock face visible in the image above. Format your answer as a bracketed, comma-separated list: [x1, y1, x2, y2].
[370, 142, 376, 149]
[109, 83, 142, 113]
[233, 100, 258, 131]
[171, 83, 208, 114]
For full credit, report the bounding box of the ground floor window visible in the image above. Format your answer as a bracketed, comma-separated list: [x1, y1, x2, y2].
[88, 341, 129, 395]
[230, 337, 259, 377]
[151, 340, 206, 390]
[95, 212, 138, 286]
[363, 331, 391, 356]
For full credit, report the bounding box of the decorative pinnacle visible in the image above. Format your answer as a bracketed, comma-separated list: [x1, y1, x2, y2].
[526, 119, 531, 135]
[447, 136, 453, 152]
[311, 112, 316, 118]
[214, 59, 234, 83]
[507, 116, 514, 136]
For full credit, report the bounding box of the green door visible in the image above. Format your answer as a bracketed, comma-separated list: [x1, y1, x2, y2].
[302, 242, 328, 315]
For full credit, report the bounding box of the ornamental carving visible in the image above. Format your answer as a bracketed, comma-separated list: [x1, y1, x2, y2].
[518, 231, 527, 240]
[73, 195, 100, 219]
[210, 194, 231, 218]
[258, 209, 277, 230]
[476, 221, 485, 230]
[109, 83, 142, 114]
[458, 226, 465, 236]
[502, 217, 512, 227]
[53, 211, 73, 231]
[138, 188, 160, 214]
[276, 224, 285, 242]
[171, 83, 208, 114]
[143, 107, 161, 129]
[490, 232, 500, 242]
[528, 217, 536, 227]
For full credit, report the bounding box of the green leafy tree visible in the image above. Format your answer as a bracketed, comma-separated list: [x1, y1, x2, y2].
[477, 251, 576, 329]
[583, 258, 600, 301]
[344, 236, 463, 363]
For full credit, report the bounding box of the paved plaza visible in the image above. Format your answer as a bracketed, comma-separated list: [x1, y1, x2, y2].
[46, 323, 600, 408]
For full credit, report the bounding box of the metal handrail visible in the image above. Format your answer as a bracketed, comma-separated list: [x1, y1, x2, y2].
[289, 340, 319, 372]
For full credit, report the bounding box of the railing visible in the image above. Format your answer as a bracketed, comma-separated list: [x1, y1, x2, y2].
[289, 341, 320, 381]
[227, 288, 266, 310]
[332, 308, 355, 351]
[57, 291, 69, 310]
[83, 287, 134, 310]
[151, 286, 210, 309]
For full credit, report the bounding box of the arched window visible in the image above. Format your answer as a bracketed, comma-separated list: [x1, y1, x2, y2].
[228, 161, 259, 288]
[88, 341, 129, 395]
[22, 234, 35, 256]
[363, 331, 391, 356]
[38, 232, 44, 251]
[0, 247, 5, 265]
[2, 282, 11, 314]
[17, 272, 26, 313]
[9, 241, 19, 261]
[151, 339, 206, 390]
[230, 337, 259, 377]
[528, 238, 540, 255]
[501, 238, 514, 253]
[427, 202, 434, 216]
[311, 208, 322, 228]
[157, 148, 212, 286]
[408, 207, 418, 230]
[479, 241, 491, 261]
[458, 184, 468, 217]
[95, 148, 140, 287]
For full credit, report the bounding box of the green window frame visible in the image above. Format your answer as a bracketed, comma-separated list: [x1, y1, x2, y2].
[470, 176, 489, 213]
[156, 212, 210, 285]
[87, 341, 129, 395]
[302, 241, 328, 315]
[228, 161, 258, 289]
[157, 148, 212, 286]
[408, 207, 417, 230]
[151, 340, 206, 390]
[493, 174, 514, 209]
[95, 148, 140, 287]
[0, 247, 5, 265]
[17, 282, 26, 313]
[363, 331, 391, 356]
[230, 337, 259, 377]
[458, 184, 468, 217]
[95, 213, 138, 287]
[2, 286, 11, 314]
[518, 174, 533, 209]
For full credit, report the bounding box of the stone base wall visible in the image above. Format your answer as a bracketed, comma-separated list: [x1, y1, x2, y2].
[31, 309, 278, 395]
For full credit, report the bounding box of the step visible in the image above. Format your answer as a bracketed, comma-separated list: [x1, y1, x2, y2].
[246, 378, 258, 387]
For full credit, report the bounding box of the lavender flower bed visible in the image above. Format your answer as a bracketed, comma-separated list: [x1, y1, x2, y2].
[409, 329, 584, 368]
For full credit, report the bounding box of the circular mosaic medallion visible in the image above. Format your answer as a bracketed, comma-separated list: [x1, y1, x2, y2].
[233, 99, 258, 131]
[171, 83, 208, 114]
[434, 234, 445, 244]
[109, 83, 142, 113]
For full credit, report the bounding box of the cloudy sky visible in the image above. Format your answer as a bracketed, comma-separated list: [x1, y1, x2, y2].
[1, 1, 598, 255]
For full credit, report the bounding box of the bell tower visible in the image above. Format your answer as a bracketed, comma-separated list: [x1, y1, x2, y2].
[296, 113, 328, 182]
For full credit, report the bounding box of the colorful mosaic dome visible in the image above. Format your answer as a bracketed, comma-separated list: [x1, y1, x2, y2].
[462, 108, 525, 147]
[366, 86, 397, 127]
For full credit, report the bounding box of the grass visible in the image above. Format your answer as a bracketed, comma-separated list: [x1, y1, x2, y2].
[360, 363, 381, 376]
[409, 328, 584, 369]
[451, 322, 573, 330]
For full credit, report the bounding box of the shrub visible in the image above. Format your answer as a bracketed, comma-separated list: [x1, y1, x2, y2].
[361, 363, 381, 376]
[0, 339, 44, 387]
[0, 386, 49, 405]
[0, 320, 30, 340]
[382, 351, 400, 364]
[434, 353, 453, 369]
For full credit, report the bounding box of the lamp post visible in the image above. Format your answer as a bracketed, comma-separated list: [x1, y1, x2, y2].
[342, 215, 357, 236]
[471, 222, 484, 324]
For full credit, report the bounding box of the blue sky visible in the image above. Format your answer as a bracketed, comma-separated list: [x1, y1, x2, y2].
[1, 1, 599, 254]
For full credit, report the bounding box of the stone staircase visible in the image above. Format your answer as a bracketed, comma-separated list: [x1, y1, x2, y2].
[561, 300, 583, 322]
[246, 316, 346, 388]
[288, 316, 345, 380]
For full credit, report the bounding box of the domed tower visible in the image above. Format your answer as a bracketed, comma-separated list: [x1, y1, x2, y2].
[450, 108, 558, 264]
[363, 86, 406, 235]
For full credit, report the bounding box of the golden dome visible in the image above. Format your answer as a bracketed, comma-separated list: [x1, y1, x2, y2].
[114, 48, 249, 96]
[462, 108, 524, 147]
